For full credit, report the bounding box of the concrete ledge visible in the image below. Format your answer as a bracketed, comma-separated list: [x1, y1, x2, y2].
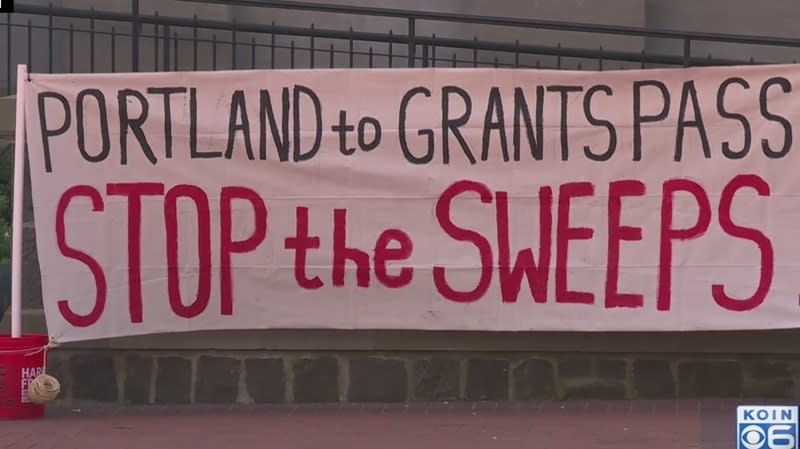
[43, 349, 800, 405]
[5, 309, 800, 353]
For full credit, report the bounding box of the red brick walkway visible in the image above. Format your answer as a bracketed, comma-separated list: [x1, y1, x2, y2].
[0, 399, 779, 448]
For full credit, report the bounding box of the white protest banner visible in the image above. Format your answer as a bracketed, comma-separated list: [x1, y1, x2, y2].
[23, 65, 800, 342]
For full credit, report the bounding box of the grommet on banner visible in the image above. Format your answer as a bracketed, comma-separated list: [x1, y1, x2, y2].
[23, 337, 61, 405]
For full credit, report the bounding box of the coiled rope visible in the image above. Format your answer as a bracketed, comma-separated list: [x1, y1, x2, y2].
[23, 337, 61, 404]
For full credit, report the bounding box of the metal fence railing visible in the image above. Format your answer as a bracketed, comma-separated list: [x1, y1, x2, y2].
[3, 0, 800, 95]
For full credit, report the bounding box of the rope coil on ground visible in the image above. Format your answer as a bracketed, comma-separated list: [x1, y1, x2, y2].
[24, 337, 61, 405]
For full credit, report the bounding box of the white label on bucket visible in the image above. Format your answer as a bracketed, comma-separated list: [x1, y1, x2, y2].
[20, 367, 42, 403]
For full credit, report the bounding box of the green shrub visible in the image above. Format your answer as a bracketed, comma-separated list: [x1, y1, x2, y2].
[0, 143, 12, 264]
[0, 191, 9, 264]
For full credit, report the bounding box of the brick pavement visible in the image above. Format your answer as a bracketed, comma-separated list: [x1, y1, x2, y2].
[0, 399, 790, 449]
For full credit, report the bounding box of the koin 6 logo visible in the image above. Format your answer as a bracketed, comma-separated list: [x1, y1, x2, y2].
[737, 406, 799, 449]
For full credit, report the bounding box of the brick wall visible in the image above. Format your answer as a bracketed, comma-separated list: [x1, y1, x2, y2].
[46, 350, 800, 405]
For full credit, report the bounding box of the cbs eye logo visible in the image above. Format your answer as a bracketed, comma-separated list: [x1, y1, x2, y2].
[741, 425, 768, 449]
[740, 424, 797, 449]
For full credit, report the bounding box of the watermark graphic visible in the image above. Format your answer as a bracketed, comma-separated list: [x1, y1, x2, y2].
[737, 406, 798, 449]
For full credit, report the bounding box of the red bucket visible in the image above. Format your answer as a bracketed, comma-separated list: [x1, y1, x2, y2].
[0, 334, 49, 420]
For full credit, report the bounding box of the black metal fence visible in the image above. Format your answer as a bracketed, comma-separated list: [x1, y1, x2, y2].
[4, 0, 800, 95]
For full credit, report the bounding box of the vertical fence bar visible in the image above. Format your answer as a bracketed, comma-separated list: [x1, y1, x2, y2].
[431, 34, 436, 67]
[212, 34, 217, 70]
[48, 4, 53, 73]
[232, 19, 237, 70]
[69, 23, 74, 73]
[348, 27, 354, 68]
[474, 37, 481, 67]
[90, 7, 95, 72]
[421, 44, 428, 68]
[599, 46, 603, 71]
[329, 43, 334, 68]
[26, 20, 32, 73]
[557, 43, 561, 69]
[111, 27, 116, 72]
[173, 32, 178, 70]
[153, 12, 159, 71]
[451, 52, 456, 67]
[473, 37, 478, 67]
[192, 15, 198, 71]
[515, 40, 520, 68]
[251, 37, 256, 69]
[309, 23, 315, 68]
[641, 49, 645, 69]
[132, 0, 140, 72]
[407, 17, 415, 68]
[163, 23, 171, 71]
[6, 14, 11, 95]
[270, 21, 275, 69]
[290, 40, 295, 69]
[369, 47, 373, 68]
[683, 39, 691, 67]
[388, 30, 393, 68]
